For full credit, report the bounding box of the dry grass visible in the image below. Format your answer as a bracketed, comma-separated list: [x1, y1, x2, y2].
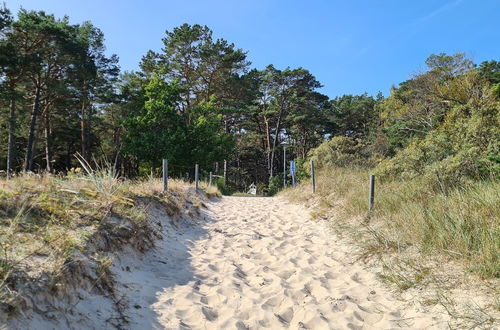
[284, 167, 499, 279]
[200, 181, 222, 199]
[0, 170, 220, 314]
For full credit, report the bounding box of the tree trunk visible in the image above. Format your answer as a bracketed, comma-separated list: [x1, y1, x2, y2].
[7, 98, 16, 178]
[24, 84, 41, 172]
[66, 143, 72, 171]
[264, 116, 273, 178]
[269, 106, 285, 179]
[113, 127, 122, 177]
[43, 107, 53, 172]
[80, 99, 88, 162]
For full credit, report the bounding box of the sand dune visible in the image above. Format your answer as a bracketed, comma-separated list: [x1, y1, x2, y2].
[113, 196, 448, 329]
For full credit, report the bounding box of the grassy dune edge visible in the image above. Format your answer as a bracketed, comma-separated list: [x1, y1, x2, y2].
[0, 171, 219, 323]
[282, 167, 499, 328]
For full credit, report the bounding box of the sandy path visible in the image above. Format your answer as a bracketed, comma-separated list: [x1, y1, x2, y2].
[114, 196, 447, 329]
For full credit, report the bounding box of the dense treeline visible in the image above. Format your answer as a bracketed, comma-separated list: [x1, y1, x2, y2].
[1, 6, 498, 193]
[311, 53, 500, 191]
[0, 6, 119, 176]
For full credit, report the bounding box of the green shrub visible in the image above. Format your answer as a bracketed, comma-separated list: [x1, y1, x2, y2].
[267, 175, 282, 196]
[215, 177, 234, 195]
[309, 136, 372, 169]
[375, 92, 500, 189]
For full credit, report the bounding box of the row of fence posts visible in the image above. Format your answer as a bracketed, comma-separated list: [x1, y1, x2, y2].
[308, 160, 375, 216]
[163, 158, 375, 216]
[161, 159, 227, 194]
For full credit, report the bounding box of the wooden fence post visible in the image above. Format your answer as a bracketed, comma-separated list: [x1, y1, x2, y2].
[162, 159, 168, 192]
[209, 171, 213, 186]
[310, 160, 316, 193]
[195, 164, 199, 192]
[223, 160, 227, 185]
[368, 175, 375, 214]
[283, 146, 287, 188]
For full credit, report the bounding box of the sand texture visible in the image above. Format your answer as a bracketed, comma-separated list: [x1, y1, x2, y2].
[116, 196, 447, 329]
[8, 196, 450, 329]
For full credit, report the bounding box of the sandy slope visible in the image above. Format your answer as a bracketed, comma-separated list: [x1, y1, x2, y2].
[111, 196, 448, 329]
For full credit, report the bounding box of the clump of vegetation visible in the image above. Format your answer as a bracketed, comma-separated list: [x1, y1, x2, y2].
[376, 75, 499, 189]
[309, 136, 372, 169]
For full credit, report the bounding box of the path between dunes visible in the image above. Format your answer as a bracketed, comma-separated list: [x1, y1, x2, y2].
[114, 196, 447, 329]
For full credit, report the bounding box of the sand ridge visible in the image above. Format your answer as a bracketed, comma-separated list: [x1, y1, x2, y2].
[113, 196, 448, 329]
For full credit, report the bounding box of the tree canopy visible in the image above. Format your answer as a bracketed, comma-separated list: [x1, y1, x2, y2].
[0, 6, 498, 194]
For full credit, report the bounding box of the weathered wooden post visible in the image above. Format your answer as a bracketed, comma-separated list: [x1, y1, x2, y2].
[310, 160, 316, 193]
[195, 164, 199, 192]
[162, 159, 168, 192]
[368, 174, 375, 214]
[283, 146, 287, 188]
[223, 160, 227, 185]
[215, 162, 219, 174]
[209, 171, 213, 186]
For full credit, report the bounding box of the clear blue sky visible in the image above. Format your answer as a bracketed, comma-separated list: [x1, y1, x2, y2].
[5, 0, 500, 98]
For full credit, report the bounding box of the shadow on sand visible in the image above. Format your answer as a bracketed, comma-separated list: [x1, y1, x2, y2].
[110, 199, 222, 329]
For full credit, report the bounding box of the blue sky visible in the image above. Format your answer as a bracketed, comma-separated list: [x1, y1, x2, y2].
[4, 0, 500, 98]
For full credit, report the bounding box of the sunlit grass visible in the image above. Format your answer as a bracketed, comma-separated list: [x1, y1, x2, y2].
[282, 166, 500, 279]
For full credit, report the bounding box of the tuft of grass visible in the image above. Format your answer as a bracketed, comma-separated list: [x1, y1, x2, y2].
[201, 182, 222, 199]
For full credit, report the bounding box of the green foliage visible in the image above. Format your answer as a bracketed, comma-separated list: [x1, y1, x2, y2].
[375, 83, 500, 189]
[122, 75, 234, 173]
[479, 60, 500, 98]
[294, 157, 309, 181]
[425, 52, 475, 77]
[309, 136, 371, 169]
[267, 175, 282, 196]
[328, 93, 380, 138]
[0, 7, 119, 173]
[122, 75, 186, 168]
[214, 176, 235, 196]
[187, 101, 236, 169]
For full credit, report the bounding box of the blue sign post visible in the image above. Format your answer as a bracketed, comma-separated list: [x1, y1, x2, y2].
[290, 160, 296, 187]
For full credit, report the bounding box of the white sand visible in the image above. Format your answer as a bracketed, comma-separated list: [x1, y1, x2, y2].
[113, 196, 448, 329]
[9, 195, 450, 329]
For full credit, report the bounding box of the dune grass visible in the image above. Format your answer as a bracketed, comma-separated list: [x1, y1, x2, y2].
[283, 166, 500, 279]
[0, 170, 219, 313]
